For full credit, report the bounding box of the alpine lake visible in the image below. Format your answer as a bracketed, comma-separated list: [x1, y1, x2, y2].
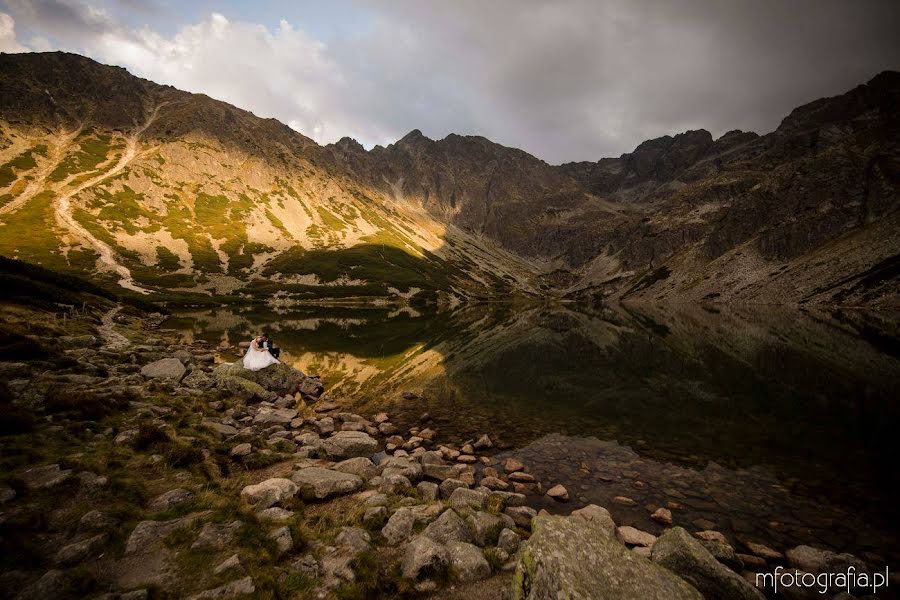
[165, 301, 900, 566]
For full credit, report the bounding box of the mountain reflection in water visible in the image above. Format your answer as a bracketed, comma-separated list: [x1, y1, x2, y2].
[167, 302, 900, 562]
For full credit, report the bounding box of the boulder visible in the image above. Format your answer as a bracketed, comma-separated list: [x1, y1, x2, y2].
[401, 535, 449, 581]
[467, 511, 504, 547]
[53, 534, 107, 566]
[320, 431, 378, 460]
[140, 358, 187, 382]
[785, 545, 868, 575]
[22, 464, 71, 490]
[498, 528, 521, 554]
[253, 407, 298, 425]
[570, 504, 616, 538]
[217, 375, 275, 403]
[512, 515, 701, 600]
[214, 362, 307, 396]
[423, 508, 473, 544]
[270, 526, 293, 557]
[125, 513, 208, 555]
[447, 487, 488, 511]
[504, 506, 537, 529]
[181, 369, 214, 390]
[618, 526, 657, 547]
[191, 521, 241, 550]
[333, 457, 378, 480]
[187, 576, 255, 600]
[651, 527, 764, 600]
[148, 488, 194, 512]
[382, 508, 415, 545]
[447, 541, 491, 582]
[240, 478, 298, 509]
[439, 478, 469, 498]
[292, 467, 363, 500]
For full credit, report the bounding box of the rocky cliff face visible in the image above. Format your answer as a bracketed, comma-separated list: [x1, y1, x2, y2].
[1, 52, 897, 306]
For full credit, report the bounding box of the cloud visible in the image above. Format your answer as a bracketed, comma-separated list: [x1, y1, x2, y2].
[3, 0, 899, 163]
[0, 12, 28, 52]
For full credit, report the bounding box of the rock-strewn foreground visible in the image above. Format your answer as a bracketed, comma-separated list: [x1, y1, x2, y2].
[0, 270, 889, 599]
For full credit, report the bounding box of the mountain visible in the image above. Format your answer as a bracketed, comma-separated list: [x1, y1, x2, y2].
[0, 52, 897, 306]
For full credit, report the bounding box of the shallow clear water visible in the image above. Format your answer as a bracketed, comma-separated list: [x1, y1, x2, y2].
[166, 302, 900, 563]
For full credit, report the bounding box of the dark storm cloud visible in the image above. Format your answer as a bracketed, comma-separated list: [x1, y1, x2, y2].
[348, 0, 900, 162]
[2, 0, 898, 163]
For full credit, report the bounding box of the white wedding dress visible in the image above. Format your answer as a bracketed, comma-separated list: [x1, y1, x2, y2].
[242, 338, 280, 371]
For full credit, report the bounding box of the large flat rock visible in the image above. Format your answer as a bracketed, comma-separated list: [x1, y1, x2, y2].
[512, 515, 701, 600]
[291, 467, 363, 500]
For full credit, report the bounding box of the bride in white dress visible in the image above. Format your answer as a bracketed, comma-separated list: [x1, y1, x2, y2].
[242, 335, 280, 371]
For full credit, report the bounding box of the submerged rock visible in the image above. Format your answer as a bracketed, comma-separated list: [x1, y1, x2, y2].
[512, 515, 701, 600]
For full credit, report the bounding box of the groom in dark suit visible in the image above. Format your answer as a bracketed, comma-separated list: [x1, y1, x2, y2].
[261, 333, 280, 359]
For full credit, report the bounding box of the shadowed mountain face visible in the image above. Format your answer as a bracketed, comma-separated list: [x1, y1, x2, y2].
[0, 52, 898, 305]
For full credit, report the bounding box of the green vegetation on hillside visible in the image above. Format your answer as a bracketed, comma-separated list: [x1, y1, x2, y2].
[48, 132, 113, 182]
[0, 145, 47, 188]
[262, 243, 458, 291]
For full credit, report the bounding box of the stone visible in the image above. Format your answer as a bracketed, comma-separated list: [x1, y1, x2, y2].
[480, 476, 508, 491]
[382, 508, 415, 545]
[230, 443, 252, 457]
[569, 504, 616, 538]
[468, 511, 504, 546]
[314, 401, 340, 413]
[253, 407, 298, 425]
[182, 369, 214, 389]
[546, 484, 569, 502]
[192, 520, 241, 550]
[320, 431, 379, 460]
[214, 361, 307, 396]
[701, 540, 743, 571]
[508, 471, 536, 483]
[611, 495, 637, 506]
[379, 455, 423, 481]
[417, 481, 439, 501]
[213, 554, 244, 576]
[505, 506, 537, 530]
[651, 527, 764, 600]
[148, 488, 194, 512]
[512, 515, 701, 600]
[447, 541, 491, 582]
[785, 545, 867, 575]
[22, 464, 71, 490]
[423, 509, 473, 544]
[125, 513, 207, 555]
[269, 526, 293, 557]
[744, 541, 784, 561]
[448, 487, 488, 511]
[473, 434, 493, 450]
[292, 467, 363, 499]
[315, 417, 335, 435]
[258, 507, 295, 522]
[422, 463, 457, 481]
[651, 507, 673, 525]
[374, 412, 389, 423]
[401, 535, 449, 580]
[498, 528, 521, 554]
[439, 478, 469, 498]
[737, 553, 767, 570]
[617, 526, 657, 547]
[79, 510, 117, 530]
[333, 456, 378, 480]
[363, 506, 388, 528]
[695, 530, 727, 544]
[53, 534, 106, 566]
[379, 473, 413, 495]
[141, 358, 187, 381]
[240, 478, 298, 509]
[187, 576, 255, 600]
[503, 458, 525, 473]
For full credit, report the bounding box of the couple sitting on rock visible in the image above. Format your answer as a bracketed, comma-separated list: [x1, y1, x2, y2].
[242, 333, 281, 371]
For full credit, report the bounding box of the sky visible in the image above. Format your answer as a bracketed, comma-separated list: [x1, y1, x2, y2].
[1, 0, 898, 164]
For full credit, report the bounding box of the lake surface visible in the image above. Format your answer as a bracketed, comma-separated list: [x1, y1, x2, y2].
[166, 302, 900, 564]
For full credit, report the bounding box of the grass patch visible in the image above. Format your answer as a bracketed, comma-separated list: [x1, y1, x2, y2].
[48, 133, 112, 182]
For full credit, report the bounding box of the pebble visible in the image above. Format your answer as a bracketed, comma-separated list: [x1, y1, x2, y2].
[546, 484, 569, 502]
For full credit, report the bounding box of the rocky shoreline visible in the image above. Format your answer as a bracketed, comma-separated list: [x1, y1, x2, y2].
[0, 306, 895, 599]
